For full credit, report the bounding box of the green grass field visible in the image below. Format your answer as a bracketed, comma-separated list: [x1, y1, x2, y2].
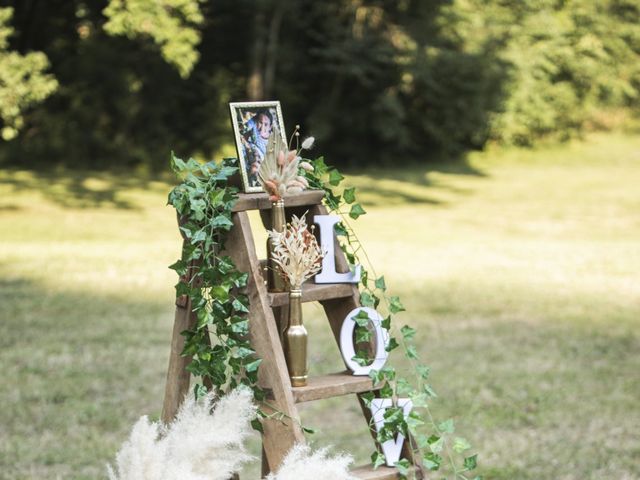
[1, 133, 638, 479]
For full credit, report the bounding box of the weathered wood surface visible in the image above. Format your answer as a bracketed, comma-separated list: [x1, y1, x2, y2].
[351, 465, 423, 480]
[225, 211, 305, 473]
[291, 371, 377, 403]
[232, 190, 324, 212]
[161, 255, 201, 424]
[268, 282, 353, 307]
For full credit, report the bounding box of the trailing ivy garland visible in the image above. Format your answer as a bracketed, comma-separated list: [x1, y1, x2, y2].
[302, 157, 480, 479]
[167, 152, 479, 479]
[167, 155, 264, 404]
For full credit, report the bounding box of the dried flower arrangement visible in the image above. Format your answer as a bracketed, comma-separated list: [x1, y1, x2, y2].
[258, 125, 315, 201]
[268, 213, 324, 289]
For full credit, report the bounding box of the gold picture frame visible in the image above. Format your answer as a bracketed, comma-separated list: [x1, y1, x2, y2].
[229, 101, 287, 193]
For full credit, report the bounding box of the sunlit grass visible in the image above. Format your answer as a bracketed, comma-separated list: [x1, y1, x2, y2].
[0, 133, 638, 479]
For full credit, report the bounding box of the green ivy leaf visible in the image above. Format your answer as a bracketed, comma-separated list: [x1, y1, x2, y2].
[329, 169, 345, 186]
[211, 214, 233, 229]
[343, 187, 356, 203]
[380, 366, 396, 381]
[416, 365, 430, 380]
[374, 276, 386, 291]
[423, 383, 437, 398]
[438, 418, 455, 434]
[381, 315, 391, 330]
[168, 259, 187, 275]
[406, 411, 424, 433]
[379, 381, 393, 398]
[356, 327, 372, 343]
[394, 458, 411, 476]
[209, 188, 226, 207]
[371, 451, 386, 470]
[312, 156, 328, 175]
[251, 418, 264, 433]
[410, 392, 428, 408]
[360, 292, 376, 308]
[170, 152, 187, 173]
[235, 346, 254, 358]
[361, 391, 375, 407]
[427, 434, 444, 453]
[354, 348, 373, 366]
[230, 320, 249, 335]
[405, 344, 419, 360]
[423, 452, 442, 471]
[349, 203, 366, 219]
[193, 383, 208, 400]
[453, 437, 472, 453]
[400, 325, 416, 340]
[334, 222, 348, 237]
[385, 337, 399, 352]
[464, 454, 478, 471]
[389, 296, 405, 314]
[232, 297, 249, 313]
[210, 285, 230, 301]
[396, 377, 413, 396]
[354, 309, 371, 326]
[244, 358, 262, 373]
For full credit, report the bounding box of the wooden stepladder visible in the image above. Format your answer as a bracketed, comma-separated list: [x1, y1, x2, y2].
[162, 190, 422, 479]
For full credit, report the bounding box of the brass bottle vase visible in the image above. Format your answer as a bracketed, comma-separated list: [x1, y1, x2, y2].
[267, 199, 287, 292]
[284, 288, 308, 387]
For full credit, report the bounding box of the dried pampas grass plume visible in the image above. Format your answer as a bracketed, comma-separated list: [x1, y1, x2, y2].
[107, 388, 256, 480]
[268, 444, 357, 480]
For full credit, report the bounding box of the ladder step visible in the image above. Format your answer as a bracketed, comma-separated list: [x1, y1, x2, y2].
[291, 371, 377, 403]
[351, 464, 422, 480]
[232, 190, 325, 212]
[269, 282, 354, 307]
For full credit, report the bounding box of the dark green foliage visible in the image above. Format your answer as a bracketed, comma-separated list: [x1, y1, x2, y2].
[1, 0, 638, 168]
[167, 154, 264, 400]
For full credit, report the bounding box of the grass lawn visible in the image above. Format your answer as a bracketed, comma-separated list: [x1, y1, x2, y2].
[0, 133, 638, 479]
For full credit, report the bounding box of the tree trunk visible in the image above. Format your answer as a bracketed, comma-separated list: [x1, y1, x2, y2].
[247, 10, 266, 100]
[264, 2, 285, 98]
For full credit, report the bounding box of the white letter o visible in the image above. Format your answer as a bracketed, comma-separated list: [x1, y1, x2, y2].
[340, 307, 389, 375]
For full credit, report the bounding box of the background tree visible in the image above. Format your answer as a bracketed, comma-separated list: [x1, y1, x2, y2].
[0, 7, 57, 141]
[0, 0, 638, 169]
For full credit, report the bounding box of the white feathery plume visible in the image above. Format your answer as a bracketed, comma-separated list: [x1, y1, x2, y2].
[107, 388, 256, 480]
[301, 136, 315, 150]
[268, 444, 357, 480]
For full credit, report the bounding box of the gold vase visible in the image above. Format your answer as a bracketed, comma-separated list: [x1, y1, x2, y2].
[267, 199, 287, 292]
[284, 288, 308, 387]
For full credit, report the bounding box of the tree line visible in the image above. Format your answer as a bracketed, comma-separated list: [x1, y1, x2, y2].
[0, 0, 638, 169]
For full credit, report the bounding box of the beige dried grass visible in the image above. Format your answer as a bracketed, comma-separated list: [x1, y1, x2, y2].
[107, 388, 256, 480]
[257, 127, 309, 201]
[268, 213, 324, 288]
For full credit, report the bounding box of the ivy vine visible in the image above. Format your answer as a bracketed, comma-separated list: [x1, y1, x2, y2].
[166, 151, 479, 479]
[303, 157, 481, 480]
[167, 155, 264, 405]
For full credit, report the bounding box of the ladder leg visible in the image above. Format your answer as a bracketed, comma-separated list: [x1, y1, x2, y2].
[225, 211, 305, 474]
[161, 264, 199, 423]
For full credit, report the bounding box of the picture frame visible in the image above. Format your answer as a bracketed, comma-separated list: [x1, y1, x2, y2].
[229, 101, 287, 193]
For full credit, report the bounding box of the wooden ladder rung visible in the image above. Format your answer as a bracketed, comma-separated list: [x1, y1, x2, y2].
[268, 282, 354, 307]
[232, 190, 325, 212]
[351, 465, 422, 480]
[291, 371, 377, 403]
